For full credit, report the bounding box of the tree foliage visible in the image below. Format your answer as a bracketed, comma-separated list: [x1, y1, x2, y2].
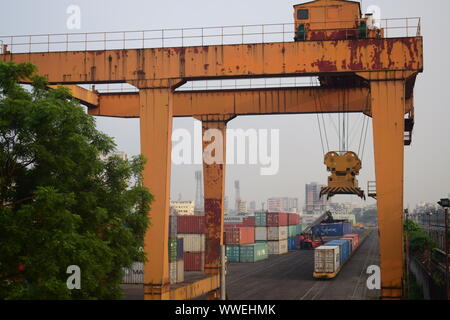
[0, 62, 152, 299]
[404, 220, 436, 254]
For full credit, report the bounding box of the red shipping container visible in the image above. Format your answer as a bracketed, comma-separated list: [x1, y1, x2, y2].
[243, 217, 255, 227]
[184, 252, 205, 271]
[225, 227, 255, 245]
[288, 213, 300, 226]
[343, 234, 359, 249]
[224, 217, 255, 228]
[177, 215, 205, 234]
[267, 212, 288, 227]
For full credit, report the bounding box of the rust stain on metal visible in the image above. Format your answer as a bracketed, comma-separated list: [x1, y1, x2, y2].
[312, 59, 338, 72]
[90, 66, 96, 81]
[204, 198, 223, 265]
[348, 40, 364, 70]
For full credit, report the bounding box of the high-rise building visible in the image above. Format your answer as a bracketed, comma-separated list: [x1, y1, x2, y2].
[171, 201, 195, 216]
[267, 197, 298, 213]
[194, 171, 204, 214]
[234, 180, 241, 214]
[305, 182, 328, 214]
[238, 200, 248, 215]
[248, 201, 256, 214]
[224, 196, 229, 214]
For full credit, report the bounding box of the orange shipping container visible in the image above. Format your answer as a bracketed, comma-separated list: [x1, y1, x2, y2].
[225, 227, 255, 245]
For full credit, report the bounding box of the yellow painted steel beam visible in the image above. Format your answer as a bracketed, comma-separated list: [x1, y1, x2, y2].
[2, 38, 423, 85]
[169, 275, 220, 300]
[48, 84, 99, 108]
[194, 115, 235, 300]
[359, 71, 410, 300]
[140, 88, 174, 300]
[87, 86, 413, 118]
[175, 87, 371, 117]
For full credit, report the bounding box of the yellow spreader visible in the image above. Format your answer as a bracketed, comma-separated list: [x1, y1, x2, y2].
[320, 151, 366, 200]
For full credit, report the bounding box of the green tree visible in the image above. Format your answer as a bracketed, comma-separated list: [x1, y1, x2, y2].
[0, 62, 152, 299]
[404, 220, 436, 254]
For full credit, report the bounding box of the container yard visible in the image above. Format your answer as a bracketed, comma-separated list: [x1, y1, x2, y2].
[136, 209, 365, 294]
[121, 225, 379, 300]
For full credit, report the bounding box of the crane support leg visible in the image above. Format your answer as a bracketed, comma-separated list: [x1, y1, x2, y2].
[195, 114, 235, 300]
[360, 71, 414, 300]
[140, 87, 174, 300]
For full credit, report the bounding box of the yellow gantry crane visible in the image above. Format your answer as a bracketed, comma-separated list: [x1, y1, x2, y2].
[1, 0, 423, 300]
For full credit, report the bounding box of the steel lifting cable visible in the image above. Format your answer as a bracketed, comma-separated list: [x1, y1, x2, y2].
[311, 78, 328, 154]
[348, 113, 364, 152]
[357, 116, 367, 157]
[360, 92, 372, 159]
[346, 92, 351, 151]
[357, 93, 371, 157]
[328, 113, 339, 138]
[316, 88, 330, 152]
[361, 116, 370, 159]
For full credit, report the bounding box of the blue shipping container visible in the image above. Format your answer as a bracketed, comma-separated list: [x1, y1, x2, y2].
[288, 237, 297, 250]
[312, 222, 351, 237]
[325, 239, 351, 267]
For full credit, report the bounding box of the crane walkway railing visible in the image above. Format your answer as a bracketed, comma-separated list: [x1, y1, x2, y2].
[0, 17, 421, 55]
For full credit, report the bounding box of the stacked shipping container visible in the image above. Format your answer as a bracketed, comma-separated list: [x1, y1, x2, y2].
[266, 212, 288, 255]
[223, 212, 303, 263]
[168, 215, 184, 284]
[177, 215, 206, 272]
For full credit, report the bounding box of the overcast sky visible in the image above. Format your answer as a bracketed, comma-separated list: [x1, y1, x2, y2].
[1, 0, 449, 210]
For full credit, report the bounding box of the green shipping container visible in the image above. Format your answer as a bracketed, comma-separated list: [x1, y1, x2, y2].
[240, 243, 269, 263]
[226, 245, 240, 263]
[288, 225, 297, 238]
[255, 212, 267, 227]
[169, 238, 177, 262]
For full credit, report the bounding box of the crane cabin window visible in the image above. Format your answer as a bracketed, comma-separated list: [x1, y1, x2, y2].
[297, 9, 309, 20]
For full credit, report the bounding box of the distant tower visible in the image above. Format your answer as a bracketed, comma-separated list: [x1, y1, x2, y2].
[224, 196, 229, 213]
[194, 171, 204, 214]
[262, 202, 266, 212]
[234, 180, 241, 214]
[177, 193, 182, 202]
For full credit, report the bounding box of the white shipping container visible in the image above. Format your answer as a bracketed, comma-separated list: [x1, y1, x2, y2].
[170, 261, 177, 285]
[177, 234, 205, 252]
[122, 262, 144, 284]
[267, 226, 288, 241]
[268, 240, 288, 255]
[314, 246, 340, 274]
[255, 227, 268, 241]
[176, 259, 184, 284]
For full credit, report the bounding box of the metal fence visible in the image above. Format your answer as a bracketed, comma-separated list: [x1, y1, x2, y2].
[0, 17, 421, 54]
